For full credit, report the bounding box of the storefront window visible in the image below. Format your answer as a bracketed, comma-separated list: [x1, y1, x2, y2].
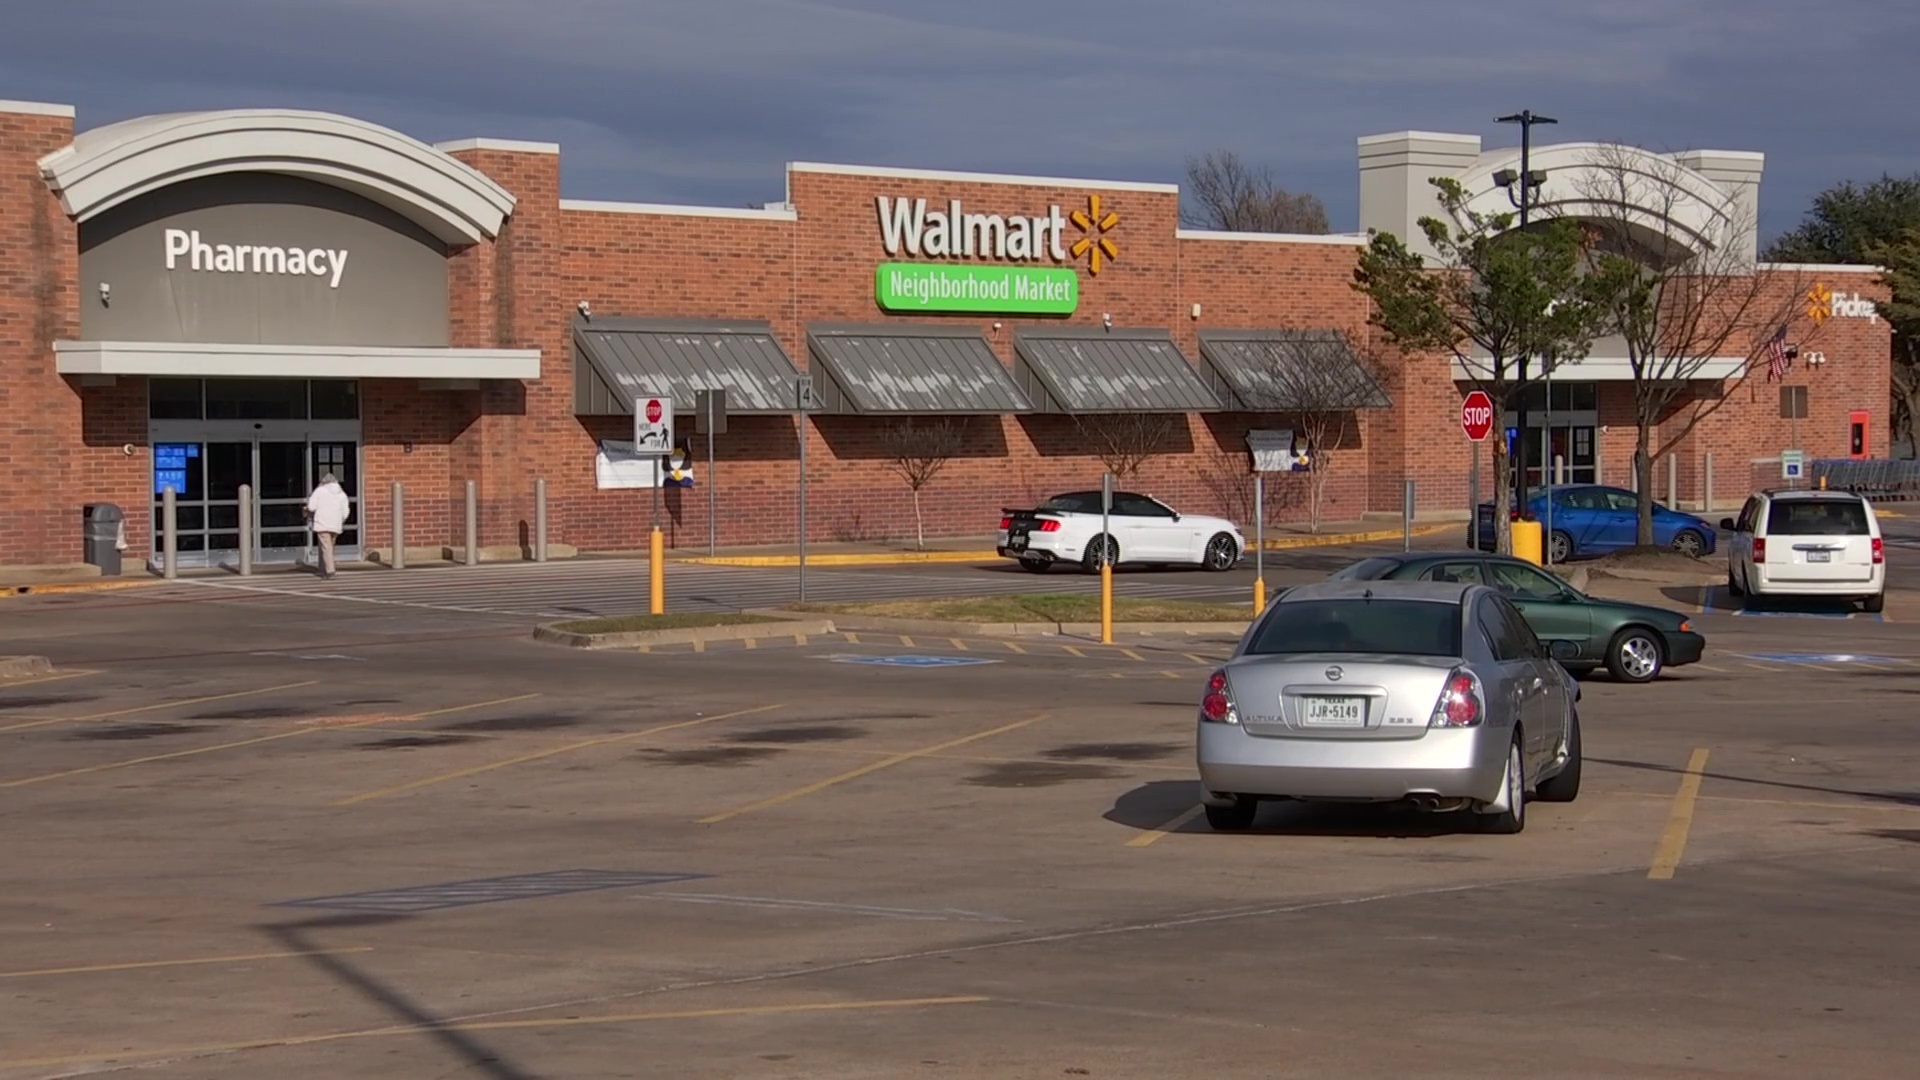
[149, 378, 204, 419]
[310, 380, 360, 420]
[205, 379, 307, 420]
[1518, 381, 1597, 412]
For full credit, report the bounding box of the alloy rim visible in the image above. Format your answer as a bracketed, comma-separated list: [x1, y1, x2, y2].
[1621, 636, 1660, 679]
[1675, 532, 1703, 557]
[1208, 537, 1234, 568]
[1508, 745, 1524, 825]
[1551, 533, 1571, 562]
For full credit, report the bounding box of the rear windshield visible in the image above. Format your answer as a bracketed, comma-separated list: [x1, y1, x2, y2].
[1246, 598, 1461, 658]
[1766, 499, 1869, 536]
[1037, 493, 1099, 514]
[1328, 557, 1401, 581]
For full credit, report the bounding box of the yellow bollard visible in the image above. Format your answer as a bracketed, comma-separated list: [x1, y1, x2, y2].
[1510, 519, 1544, 566]
[1819, 475, 1828, 490]
[1253, 576, 1266, 615]
[649, 526, 665, 615]
[1100, 562, 1113, 645]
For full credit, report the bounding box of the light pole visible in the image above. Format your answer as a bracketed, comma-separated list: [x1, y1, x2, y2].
[1494, 110, 1557, 501]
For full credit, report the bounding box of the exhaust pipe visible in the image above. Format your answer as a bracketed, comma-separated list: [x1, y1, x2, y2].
[1408, 795, 1441, 812]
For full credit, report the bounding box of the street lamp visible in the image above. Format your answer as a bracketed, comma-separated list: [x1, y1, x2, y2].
[1494, 110, 1557, 503]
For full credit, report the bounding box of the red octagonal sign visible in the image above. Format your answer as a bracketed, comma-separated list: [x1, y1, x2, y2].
[645, 399, 663, 424]
[1460, 390, 1494, 442]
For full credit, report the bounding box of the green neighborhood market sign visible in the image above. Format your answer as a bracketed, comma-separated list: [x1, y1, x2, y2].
[875, 262, 1078, 315]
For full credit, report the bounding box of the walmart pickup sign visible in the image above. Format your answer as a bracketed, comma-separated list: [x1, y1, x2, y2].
[875, 262, 1078, 315]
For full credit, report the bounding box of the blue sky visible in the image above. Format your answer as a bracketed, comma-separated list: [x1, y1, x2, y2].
[6, 0, 1916, 241]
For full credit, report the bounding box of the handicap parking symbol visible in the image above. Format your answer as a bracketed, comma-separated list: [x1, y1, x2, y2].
[827, 655, 1002, 668]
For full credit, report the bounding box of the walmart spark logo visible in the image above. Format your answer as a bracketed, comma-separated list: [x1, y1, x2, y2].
[1807, 282, 1834, 325]
[1069, 195, 1119, 275]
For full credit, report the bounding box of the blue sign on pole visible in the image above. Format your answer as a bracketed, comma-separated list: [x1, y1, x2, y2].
[1504, 427, 1520, 456]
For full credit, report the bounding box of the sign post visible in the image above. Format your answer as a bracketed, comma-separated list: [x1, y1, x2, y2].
[1253, 475, 1265, 615]
[695, 389, 728, 556]
[1461, 390, 1494, 552]
[635, 395, 673, 615]
[1100, 472, 1113, 646]
[795, 376, 812, 603]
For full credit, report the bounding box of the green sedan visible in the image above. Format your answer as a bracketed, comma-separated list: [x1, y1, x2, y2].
[1325, 551, 1706, 683]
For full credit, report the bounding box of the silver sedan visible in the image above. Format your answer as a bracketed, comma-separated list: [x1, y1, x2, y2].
[1194, 579, 1583, 834]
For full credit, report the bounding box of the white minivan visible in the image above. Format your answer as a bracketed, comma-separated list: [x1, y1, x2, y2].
[1723, 490, 1886, 612]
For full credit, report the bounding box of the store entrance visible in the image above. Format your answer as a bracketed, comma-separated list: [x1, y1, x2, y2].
[148, 379, 361, 570]
[1515, 380, 1599, 488]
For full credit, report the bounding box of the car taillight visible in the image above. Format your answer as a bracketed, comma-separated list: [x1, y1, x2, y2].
[999, 517, 1012, 530]
[1430, 669, 1483, 728]
[1200, 669, 1237, 724]
[1873, 537, 1884, 564]
[1752, 537, 1766, 562]
[1038, 520, 1062, 532]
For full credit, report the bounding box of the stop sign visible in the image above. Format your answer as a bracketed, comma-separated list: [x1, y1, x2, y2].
[645, 398, 663, 424]
[1460, 390, 1494, 442]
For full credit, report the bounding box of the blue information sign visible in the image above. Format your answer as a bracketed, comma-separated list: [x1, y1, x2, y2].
[153, 443, 196, 495]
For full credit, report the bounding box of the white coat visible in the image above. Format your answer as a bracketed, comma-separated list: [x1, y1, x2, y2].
[306, 481, 352, 534]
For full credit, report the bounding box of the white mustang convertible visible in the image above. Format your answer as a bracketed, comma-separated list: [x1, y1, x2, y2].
[997, 490, 1246, 574]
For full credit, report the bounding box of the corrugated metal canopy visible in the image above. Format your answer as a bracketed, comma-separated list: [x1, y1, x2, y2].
[573, 317, 801, 415]
[1197, 329, 1391, 411]
[806, 324, 1032, 414]
[1012, 328, 1220, 413]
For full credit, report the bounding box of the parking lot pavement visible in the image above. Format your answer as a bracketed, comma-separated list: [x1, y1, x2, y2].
[2, 585, 1917, 1077]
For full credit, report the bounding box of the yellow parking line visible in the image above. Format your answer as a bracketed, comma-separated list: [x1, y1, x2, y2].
[743, 637, 758, 651]
[636, 644, 653, 654]
[1128, 805, 1206, 847]
[844, 632, 861, 645]
[0, 996, 989, 1071]
[699, 714, 1046, 824]
[1062, 645, 1086, 658]
[949, 638, 968, 651]
[1742, 661, 1785, 673]
[334, 703, 783, 806]
[794, 633, 808, 646]
[1003, 641, 1027, 655]
[1648, 748, 1711, 880]
[0, 680, 320, 735]
[898, 635, 915, 647]
[1119, 648, 1145, 661]
[0, 694, 537, 790]
[691, 639, 706, 653]
[0, 947, 372, 981]
[1692, 662, 1729, 673]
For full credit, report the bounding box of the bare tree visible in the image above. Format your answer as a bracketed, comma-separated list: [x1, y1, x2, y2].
[877, 417, 968, 550]
[1568, 145, 1822, 544]
[1183, 150, 1330, 234]
[1073, 413, 1183, 479]
[1237, 332, 1390, 533]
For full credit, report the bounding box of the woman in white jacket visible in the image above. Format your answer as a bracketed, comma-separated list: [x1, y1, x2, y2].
[303, 473, 352, 579]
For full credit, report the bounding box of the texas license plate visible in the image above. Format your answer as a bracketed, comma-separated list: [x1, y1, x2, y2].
[1808, 550, 1831, 563]
[1008, 535, 1027, 550]
[1301, 697, 1366, 727]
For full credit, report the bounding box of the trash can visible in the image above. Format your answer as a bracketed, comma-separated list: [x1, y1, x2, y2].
[82, 503, 124, 576]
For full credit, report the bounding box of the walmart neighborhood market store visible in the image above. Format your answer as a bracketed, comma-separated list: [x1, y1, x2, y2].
[0, 101, 1892, 569]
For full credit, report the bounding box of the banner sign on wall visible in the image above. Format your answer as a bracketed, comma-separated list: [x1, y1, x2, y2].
[874, 262, 1078, 315]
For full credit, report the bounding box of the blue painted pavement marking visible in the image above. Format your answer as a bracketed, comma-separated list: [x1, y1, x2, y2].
[276, 869, 712, 914]
[1740, 653, 1904, 665]
[828, 654, 1002, 668]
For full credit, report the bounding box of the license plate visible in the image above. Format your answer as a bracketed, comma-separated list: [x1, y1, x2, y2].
[1808, 550, 1831, 563]
[1009, 537, 1027, 551]
[1301, 696, 1366, 727]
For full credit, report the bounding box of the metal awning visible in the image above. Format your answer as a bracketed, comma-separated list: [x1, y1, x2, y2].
[573, 317, 802, 415]
[806, 324, 1032, 415]
[1197, 329, 1391, 411]
[1011, 328, 1220, 413]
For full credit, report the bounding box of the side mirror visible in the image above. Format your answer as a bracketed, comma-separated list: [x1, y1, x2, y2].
[1170, 512, 1181, 521]
[1719, 518, 1736, 531]
[1547, 639, 1581, 661]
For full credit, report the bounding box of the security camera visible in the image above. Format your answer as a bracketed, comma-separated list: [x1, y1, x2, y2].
[576, 300, 591, 318]
[1102, 312, 1113, 330]
[98, 282, 110, 306]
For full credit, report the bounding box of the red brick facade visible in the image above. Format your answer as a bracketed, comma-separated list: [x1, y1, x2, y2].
[0, 102, 1893, 566]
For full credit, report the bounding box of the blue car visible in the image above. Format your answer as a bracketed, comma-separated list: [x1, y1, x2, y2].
[1472, 485, 1719, 563]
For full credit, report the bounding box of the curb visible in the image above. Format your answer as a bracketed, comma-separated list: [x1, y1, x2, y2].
[797, 612, 1248, 639]
[0, 655, 54, 678]
[533, 618, 837, 650]
[677, 523, 1456, 568]
[3, 578, 162, 598]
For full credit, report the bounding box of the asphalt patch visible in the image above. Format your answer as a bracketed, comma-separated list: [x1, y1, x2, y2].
[0, 694, 99, 711]
[729, 724, 865, 744]
[192, 705, 317, 720]
[358, 734, 480, 750]
[641, 746, 784, 768]
[69, 722, 215, 741]
[1044, 742, 1179, 762]
[439, 714, 581, 732]
[965, 762, 1126, 788]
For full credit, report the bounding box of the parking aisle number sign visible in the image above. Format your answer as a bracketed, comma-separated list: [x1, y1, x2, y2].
[635, 396, 673, 455]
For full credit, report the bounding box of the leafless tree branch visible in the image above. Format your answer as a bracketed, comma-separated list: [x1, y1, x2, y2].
[877, 417, 968, 550]
[1073, 413, 1183, 479]
[1183, 150, 1331, 234]
[1235, 332, 1389, 532]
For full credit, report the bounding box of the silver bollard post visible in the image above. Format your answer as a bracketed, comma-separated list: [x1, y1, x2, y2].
[1553, 454, 1566, 486]
[534, 478, 548, 563]
[1403, 479, 1415, 552]
[464, 479, 478, 567]
[390, 482, 405, 570]
[1704, 453, 1715, 514]
[237, 483, 253, 577]
[1667, 455, 1679, 508]
[162, 487, 179, 579]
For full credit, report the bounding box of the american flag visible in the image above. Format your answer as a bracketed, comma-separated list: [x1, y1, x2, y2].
[1763, 325, 1791, 383]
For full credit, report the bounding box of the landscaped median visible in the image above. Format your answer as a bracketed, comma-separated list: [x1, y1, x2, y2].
[789, 594, 1252, 638]
[532, 612, 837, 649]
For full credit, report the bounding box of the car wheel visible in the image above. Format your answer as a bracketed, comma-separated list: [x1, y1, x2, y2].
[1018, 556, 1053, 574]
[1080, 535, 1117, 574]
[1606, 628, 1664, 683]
[1204, 798, 1258, 831]
[1670, 529, 1707, 558]
[1203, 532, 1238, 572]
[1863, 592, 1886, 614]
[1477, 738, 1527, 834]
[1549, 530, 1574, 563]
[1535, 711, 1582, 803]
[1726, 567, 1744, 597]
